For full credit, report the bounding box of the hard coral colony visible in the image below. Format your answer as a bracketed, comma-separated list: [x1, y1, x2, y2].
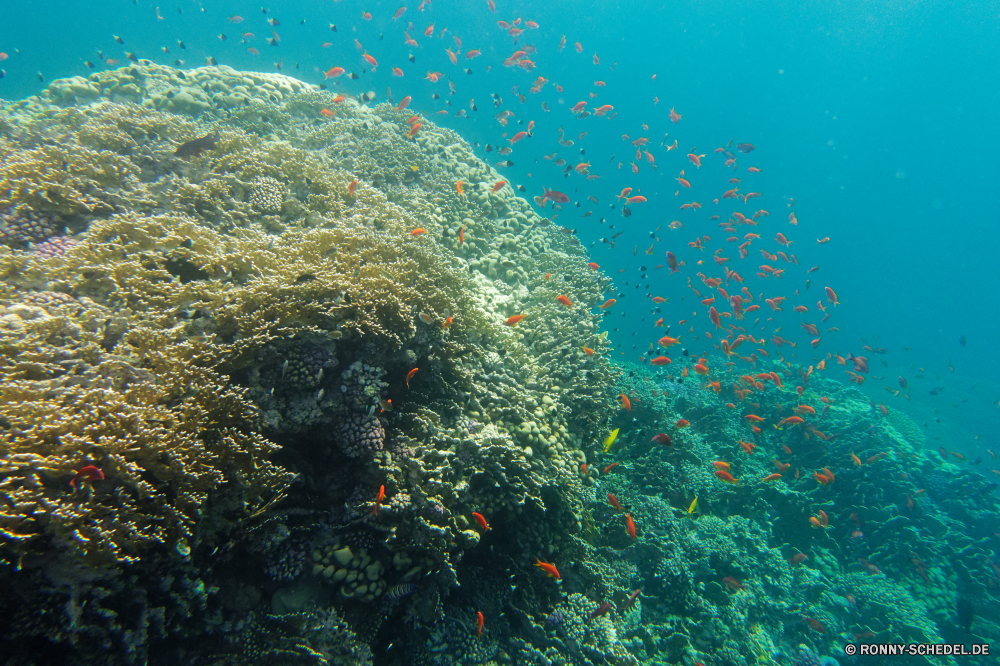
[0, 8, 993, 666]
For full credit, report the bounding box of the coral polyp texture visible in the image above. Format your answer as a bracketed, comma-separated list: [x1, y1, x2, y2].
[0, 63, 996, 666]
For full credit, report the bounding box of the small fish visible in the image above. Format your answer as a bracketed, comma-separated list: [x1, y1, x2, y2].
[534, 559, 561, 579]
[722, 576, 744, 591]
[472, 512, 490, 531]
[174, 131, 219, 158]
[588, 602, 614, 622]
[556, 295, 573, 307]
[406, 367, 418, 388]
[385, 583, 418, 600]
[411, 227, 427, 236]
[69, 465, 105, 491]
[620, 393, 631, 411]
[603, 462, 619, 475]
[505, 314, 525, 326]
[348, 179, 359, 196]
[476, 610, 484, 637]
[418, 313, 433, 324]
[602, 428, 619, 453]
[687, 498, 698, 515]
[651, 433, 672, 445]
[625, 513, 636, 539]
[715, 470, 738, 484]
[371, 484, 385, 515]
[608, 493, 624, 511]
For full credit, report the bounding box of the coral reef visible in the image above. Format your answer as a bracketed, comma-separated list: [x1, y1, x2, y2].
[1, 63, 996, 666]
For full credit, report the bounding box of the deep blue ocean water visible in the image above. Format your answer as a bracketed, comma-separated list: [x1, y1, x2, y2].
[2, 0, 998, 455]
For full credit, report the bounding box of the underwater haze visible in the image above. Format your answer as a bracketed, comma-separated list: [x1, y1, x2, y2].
[1, 0, 999, 664]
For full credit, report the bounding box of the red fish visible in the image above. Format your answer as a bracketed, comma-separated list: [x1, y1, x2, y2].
[405, 367, 419, 389]
[408, 123, 422, 138]
[476, 610, 484, 636]
[587, 602, 614, 622]
[556, 295, 573, 307]
[675, 419, 690, 429]
[825, 286, 839, 306]
[324, 66, 345, 79]
[626, 513, 636, 539]
[493, 180, 507, 193]
[505, 314, 525, 326]
[620, 393, 631, 411]
[472, 512, 490, 531]
[372, 484, 385, 515]
[534, 559, 561, 579]
[603, 462, 619, 474]
[69, 465, 104, 491]
[608, 493, 624, 511]
[623, 589, 642, 610]
[650, 356, 671, 366]
[411, 228, 427, 236]
[722, 577, 744, 591]
[348, 179, 359, 196]
[362, 52, 378, 70]
[788, 553, 808, 565]
[598, 298, 617, 309]
[651, 433, 672, 445]
[762, 473, 782, 482]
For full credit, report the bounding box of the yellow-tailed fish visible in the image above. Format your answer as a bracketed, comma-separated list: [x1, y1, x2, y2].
[602, 428, 620, 453]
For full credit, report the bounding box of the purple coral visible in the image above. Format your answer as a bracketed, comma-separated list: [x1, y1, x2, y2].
[1, 205, 62, 248]
[334, 412, 385, 458]
[30, 235, 81, 259]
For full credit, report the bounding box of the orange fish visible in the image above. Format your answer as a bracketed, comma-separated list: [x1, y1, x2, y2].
[372, 484, 385, 515]
[534, 559, 561, 579]
[598, 298, 617, 309]
[658, 335, 680, 347]
[476, 610, 484, 636]
[324, 66, 346, 79]
[459, 226, 465, 245]
[456, 180, 465, 195]
[556, 295, 573, 307]
[362, 52, 378, 70]
[348, 179, 359, 196]
[603, 462, 619, 474]
[406, 367, 418, 388]
[762, 473, 782, 482]
[669, 107, 682, 123]
[740, 440, 756, 454]
[472, 512, 490, 531]
[651, 433, 672, 445]
[650, 356, 671, 366]
[505, 314, 525, 326]
[493, 180, 507, 193]
[411, 228, 427, 236]
[626, 195, 647, 204]
[582, 346, 595, 356]
[620, 393, 631, 411]
[675, 419, 690, 429]
[715, 470, 738, 484]
[626, 513, 636, 539]
[713, 461, 731, 470]
[825, 286, 839, 306]
[408, 123, 422, 138]
[320, 108, 335, 118]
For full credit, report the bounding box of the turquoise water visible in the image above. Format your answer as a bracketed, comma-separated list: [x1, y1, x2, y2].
[1, 1, 998, 664]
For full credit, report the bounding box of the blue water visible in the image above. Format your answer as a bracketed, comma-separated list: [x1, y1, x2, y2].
[3, 0, 998, 452]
